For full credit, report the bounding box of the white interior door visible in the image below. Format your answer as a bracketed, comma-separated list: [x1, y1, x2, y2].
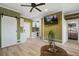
[1, 16, 17, 48]
[20, 21, 30, 43]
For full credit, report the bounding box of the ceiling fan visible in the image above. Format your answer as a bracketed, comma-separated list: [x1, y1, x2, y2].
[21, 3, 45, 12]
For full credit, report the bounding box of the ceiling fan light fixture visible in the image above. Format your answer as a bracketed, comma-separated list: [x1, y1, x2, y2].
[21, 3, 45, 12]
[45, 9, 48, 12]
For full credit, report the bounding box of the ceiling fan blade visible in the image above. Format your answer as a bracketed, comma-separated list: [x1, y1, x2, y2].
[21, 5, 31, 7]
[36, 3, 45, 6]
[30, 7, 34, 12]
[35, 7, 41, 12]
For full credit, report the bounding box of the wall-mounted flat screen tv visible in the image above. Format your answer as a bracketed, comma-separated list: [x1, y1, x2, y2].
[44, 15, 58, 25]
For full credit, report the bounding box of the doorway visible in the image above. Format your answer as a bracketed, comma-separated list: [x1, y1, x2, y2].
[32, 21, 40, 38]
[66, 20, 79, 48]
[20, 18, 31, 43]
[68, 22, 78, 40]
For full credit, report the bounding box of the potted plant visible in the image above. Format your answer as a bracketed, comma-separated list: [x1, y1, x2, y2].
[48, 30, 55, 46]
[48, 30, 57, 52]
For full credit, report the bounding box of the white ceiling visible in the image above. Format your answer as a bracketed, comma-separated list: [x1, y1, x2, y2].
[0, 3, 79, 19]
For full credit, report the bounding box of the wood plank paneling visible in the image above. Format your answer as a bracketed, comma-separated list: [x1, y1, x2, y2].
[65, 13, 79, 20]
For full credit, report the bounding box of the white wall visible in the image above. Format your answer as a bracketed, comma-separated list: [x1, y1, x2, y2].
[62, 13, 68, 44]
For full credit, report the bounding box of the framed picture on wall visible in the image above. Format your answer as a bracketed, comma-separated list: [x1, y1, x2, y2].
[44, 15, 58, 25]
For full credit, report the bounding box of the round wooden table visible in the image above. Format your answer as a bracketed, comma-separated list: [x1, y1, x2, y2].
[40, 45, 68, 56]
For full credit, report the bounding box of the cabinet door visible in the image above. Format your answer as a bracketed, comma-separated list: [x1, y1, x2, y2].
[1, 16, 17, 48]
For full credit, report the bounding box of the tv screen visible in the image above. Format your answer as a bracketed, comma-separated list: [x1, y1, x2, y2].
[44, 15, 58, 25]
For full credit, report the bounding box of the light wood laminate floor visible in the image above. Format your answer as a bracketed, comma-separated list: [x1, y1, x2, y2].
[0, 38, 79, 56]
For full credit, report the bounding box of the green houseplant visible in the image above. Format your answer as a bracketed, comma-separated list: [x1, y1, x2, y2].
[47, 30, 57, 52]
[48, 30, 55, 46]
